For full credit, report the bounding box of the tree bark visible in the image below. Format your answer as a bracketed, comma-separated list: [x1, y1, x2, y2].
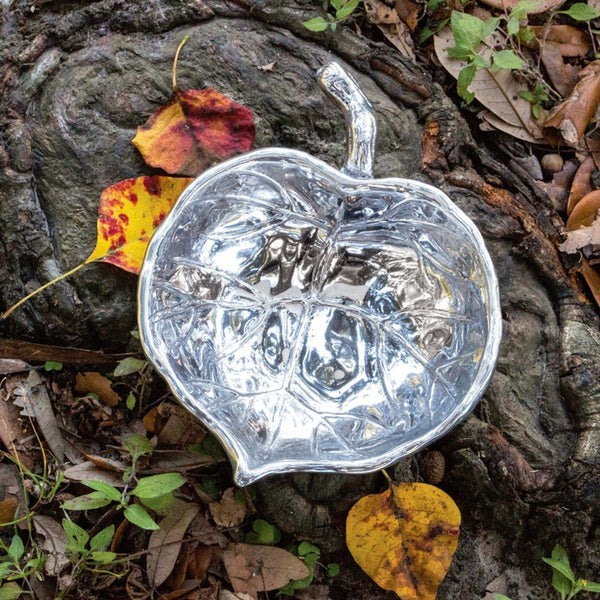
[1, 1, 599, 599]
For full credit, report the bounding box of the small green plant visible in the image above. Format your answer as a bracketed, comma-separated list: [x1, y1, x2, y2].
[542, 544, 600, 600]
[0, 534, 45, 598]
[303, 0, 361, 32]
[496, 545, 600, 600]
[62, 433, 185, 530]
[245, 518, 282, 545]
[518, 83, 549, 118]
[447, 9, 525, 103]
[278, 541, 339, 595]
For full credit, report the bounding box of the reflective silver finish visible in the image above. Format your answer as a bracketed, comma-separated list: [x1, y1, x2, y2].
[138, 63, 501, 486]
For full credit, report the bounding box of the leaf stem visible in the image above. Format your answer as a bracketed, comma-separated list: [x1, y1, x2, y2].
[172, 36, 190, 91]
[1, 259, 96, 320]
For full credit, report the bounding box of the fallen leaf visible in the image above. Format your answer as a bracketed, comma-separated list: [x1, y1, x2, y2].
[581, 258, 600, 308]
[535, 159, 578, 212]
[12, 370, 71, 463]
[346, 482, 460, 600]
[63, 460, 126, 488]
[133, 88, 255, 177]
[559, 217, 600, 253]
[478, 0, 566, 12]
[529, 25, 590, 57]
[395, 0, 420, 30]
[87, 176, 193, 274]
[218, 592, 254, 600]
[539, 43, 580, 97]
[143, 451, 215, 475]
[187, 544, 213, 581]
[566, 190, 600, 229]
[0, 498, 18, 526]
[158, 412, 207, 447]
[568, 157, 596, 215]
[74, 371, 121, 407]
[222, 544, 310, 596]
[147, 501, 200, 588]
[364, 0, 415, 59]
[0, 376, 36, 470]
[434, 27, 540, 142]
[188, 513, 229, 548]
[32, 515, 70, 576]
[543, 60, 600, 146]
[0, 359, 29, 375]
[479, 110, 541, 144]
[209, 488, 247, 528]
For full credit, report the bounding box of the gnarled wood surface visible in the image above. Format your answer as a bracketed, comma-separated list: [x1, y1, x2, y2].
[1, 1, 599, 598]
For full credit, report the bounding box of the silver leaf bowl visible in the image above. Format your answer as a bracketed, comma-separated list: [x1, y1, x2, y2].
[138, 62, 502, 486]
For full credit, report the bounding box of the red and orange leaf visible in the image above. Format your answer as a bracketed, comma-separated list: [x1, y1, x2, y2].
[87, 176, 192, 274]
[133, 88, 255, 176]
[346, 482, 460, 600]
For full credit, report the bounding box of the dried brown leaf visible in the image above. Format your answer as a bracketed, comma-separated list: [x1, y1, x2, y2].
[33, 515, 70, 576]
[63, 460, 126, 488]
[559, 217, 600, 253]
[209, 488, 247, 529]
[147, 501, 201, 589]
[0, 376, 35, 470]
[581, 258, 600, 308]
[0, 498, 18, 526]
[567, 190, 600, 229]
[12, 370, 70, 463]
[364, 0, 415, 58]
[188, 513, 229, 547]
[218, 592, 254, 600]
[187, 544, 213, 581]
[544, 60, 600, 146]
[395, 0, 420, 30]
[568, 157, 596, 214]
[75, 371, 121, 407]
[0, 359, 29, 375]
[143, 451, 215, 475]
[539, 44, 580, 97]
[223, 544, 310, 596]
[530, 25, 590, 57]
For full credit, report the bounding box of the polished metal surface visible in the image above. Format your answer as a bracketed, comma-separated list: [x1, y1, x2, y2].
[138, 63, 501, 486]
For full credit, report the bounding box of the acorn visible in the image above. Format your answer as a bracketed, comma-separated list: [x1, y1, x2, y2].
[540, 153, 564, 173]
[420, 450, 446, 484]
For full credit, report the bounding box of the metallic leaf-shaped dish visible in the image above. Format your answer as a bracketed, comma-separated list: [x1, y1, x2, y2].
[138, 63, 502, 486]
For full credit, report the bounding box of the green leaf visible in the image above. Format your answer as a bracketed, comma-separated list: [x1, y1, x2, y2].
[518, 90, 535, 102]
[542, 557, 576, 584]
[426, 0, 444, 9]
[90, 551, 117, 564]
[7, 537, 24, 562]
[581, 580, 600, 592]
[90, 525, 115, 551]
[298, 541, 320, 561]
[61, 492, 113, 511]
[327, 562, 340, 578]
[330, 0, 344, 10]
[139, 492, 176, 515]
[506, 17, 520, 36]
[336, 0, 360, 20]
[0, 583, 23, 600]
[302, 16, 330, 31]
[560, 3, 600, 21]
[124, 504, 159, 530]
[471, 54, 491, 68]
[457, 64, 477, 103]
[481, 16, 500, 38]
[451, 11, 486, 51]
[82, 480, 122, 502]
[245, 519, 281, 545]
[532, 104, 541, 119]
[0, 562, 12, 580]
[493, 595, 513, 600]
[43, 361, 63, 372]
[131, 473, 186, 499]
[447, 46, 474, 60]
[519, 26, 536, 42]
[62, 518, 89, 550]
[492, 49, 525, 70]
[113, 357, 147, 377]
[126, 393, 136, 410]
[123, 433, 153, 462]
[510, 0, 542, 20]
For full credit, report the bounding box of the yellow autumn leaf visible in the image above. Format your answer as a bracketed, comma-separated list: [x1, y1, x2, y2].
[87, 175, 193, 274]
[346, 482, 461, 600]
